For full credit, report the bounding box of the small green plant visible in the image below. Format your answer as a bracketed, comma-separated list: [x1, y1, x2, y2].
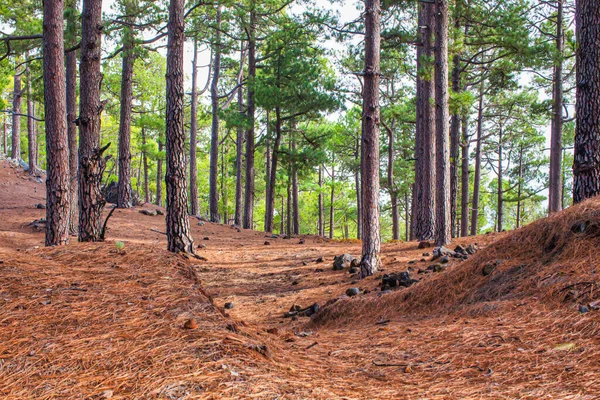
[115, 241, 125, 253]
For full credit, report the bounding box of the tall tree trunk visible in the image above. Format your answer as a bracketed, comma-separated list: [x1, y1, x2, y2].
[280, 194, 284, 235]
[355, 135, 362, 239]
[318, 165, 324, 236]
[573, 0, 600, 203]
[291, 129, 299, 235]
[78, 0, 107, 242]
[549, 0, 564, 213]
[234, 44, 245, 226]
[243, 9, 257, 229]
[449, 57, 461, 237]
[414, 4, 436, 241]
[2, 114, 7, 154]
[411, 2, 424, 241]
[12, 73, 21, 161]
[142, 128, 149, 203]
[386, 120, 399, 240]
[286, 175, 292, 237]
[156, 140, 163, 206]
[497, 126, 503, 232]
[189, 38, 199, 216]
[66, 1, 78, 235]
[165, 0, 194, 253]
[434, 0, 450, 247]
[359, 0, 381, 278]
[471, 78, 485, 236]
[209, 7, 222, 223]
[516, 143, 523, 229]
[117, 22, 135, 208]
[264, 107, 282, 232]
[460, 115, 470, 236]
[329, 163, 335, 239]
[221, 140, 228, 223]
[26, 65, 37, 173]
[43, 0, 70, 246]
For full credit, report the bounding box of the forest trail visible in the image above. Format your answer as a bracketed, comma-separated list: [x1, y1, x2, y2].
[1, 159, 599, 399]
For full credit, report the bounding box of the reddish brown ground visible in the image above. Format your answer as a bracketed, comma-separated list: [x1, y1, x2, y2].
[1, 159, 599, 399]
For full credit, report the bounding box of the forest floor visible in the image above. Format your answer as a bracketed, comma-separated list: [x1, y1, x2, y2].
[1, 158, 600, 399]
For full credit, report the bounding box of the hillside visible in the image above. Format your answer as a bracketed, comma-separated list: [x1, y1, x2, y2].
[1, 159, 599, 399]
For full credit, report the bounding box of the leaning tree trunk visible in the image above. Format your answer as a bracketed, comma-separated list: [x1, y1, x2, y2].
[117, 25, 135, 209]
[26, 65, 37, 173]
[209, 7, 222, 223]
[414, 3, 436, 241]
[573, 0, 600, 203]
[471, 78, 485, 236]
[165, 0, 194, 253]
[243, 10, 257, 229]
[234, 42, 245, 226]
[78, 0, 108, 243]
[460, 115, 470, 236]
[43, 0, 70, 246]
[12, 73, 22, 161]
[66, 0, 78, 235]
[434, 0, 450, 247]
[189, 38, 199, 216]
[549, 0, 564, 213]
[359, 0, 382, 278]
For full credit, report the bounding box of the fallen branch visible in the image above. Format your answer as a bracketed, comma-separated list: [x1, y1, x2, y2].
[151, 228, 167, 235]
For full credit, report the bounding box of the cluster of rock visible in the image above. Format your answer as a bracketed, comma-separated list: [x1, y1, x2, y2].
[333, 253, 359, 273]
[284, 302, 320, 318]
[139, 209, 164, 216]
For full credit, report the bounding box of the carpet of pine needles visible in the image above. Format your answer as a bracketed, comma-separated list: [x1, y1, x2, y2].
[1, 158, 600, 399]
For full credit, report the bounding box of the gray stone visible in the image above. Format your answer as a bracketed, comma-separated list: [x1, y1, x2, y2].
[346, 287, 360, 297]
[333, 254, 357, 271]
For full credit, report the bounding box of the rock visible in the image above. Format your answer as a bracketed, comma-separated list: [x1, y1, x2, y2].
[433, 246, 456, 259]
[316, 257, 324, 263]
[204, 237, 209, 240]
[314, 268, 324, 272]
[408, 260, 417, 265]
[589, 300, 600, 310]
[198, 221, 205, 226]
[482, 262, 497, 276]
[224, 302, 235, 310]
[346, 287, 360, 297]
[571, 221, 589, 234]
[350, 259, 359, 269]
[155, 209, 164, 216]
[290, 304, 303, 312]
[348, 266, 359, 274]
[197, 244, 207, 249]
[139, 209, 157, 216]
[35, 203, 45, 209]
[264, 241, 271, 246]
[466, 244, 478, 255]
[422, 252, 430, 257]
[427, 264, 445, 273]
[183, 319, 198, 329]
[440, 256, 450, 264]
[333, 254, 357, 271]
[579, 305, 590, 314]
[382, 271, 417, 290]
[304, 303, 320, 317]
[418, 241, 432, 249]
[292, 281, 299, 286]
[298, 239, 305, 244]
[454, 245, 466, 255]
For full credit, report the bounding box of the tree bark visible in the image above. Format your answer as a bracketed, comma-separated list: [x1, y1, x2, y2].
[471, 78, 485, 236]
[434, 0, 450, 247]
[354, 136, 362, 239]
[117, 22, 135, 209]
[12, 73, 21, 161]
[286, 175, 292, 237]
[549, 0, 564, 213]
[318, 164, 324, 236]
[386, 120, 399, 240]
[291, 129, 299, 235]
[66, 0, 78, 235]
[264, 107, 282, 233]
[142, 128, 149, 203]
[165, 0, 194, 253]
[234, 46, 245, 226]
[26, 65, 37, 173]
[359, 0, 382, 278]
[497, 126, 503, 232]
[243, 9, 257, 229]
[189, 38, 199, 216]
[516, 143, 523, 229]
[449, 56, 461, 237]
[329, 163, 335, 239]
[209, 7, 222, 223]
[573, 0, 600, 203]
[78, 0, 107, 243]
[414, 4, 436, 241]
[2, 113, 7, 155]
[156, 140, 163, 206]
[460, 115, 470, 236]
[43, 0, 70, 246]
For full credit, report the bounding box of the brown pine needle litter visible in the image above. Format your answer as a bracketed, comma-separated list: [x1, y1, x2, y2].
[1, 161, 600, 398]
